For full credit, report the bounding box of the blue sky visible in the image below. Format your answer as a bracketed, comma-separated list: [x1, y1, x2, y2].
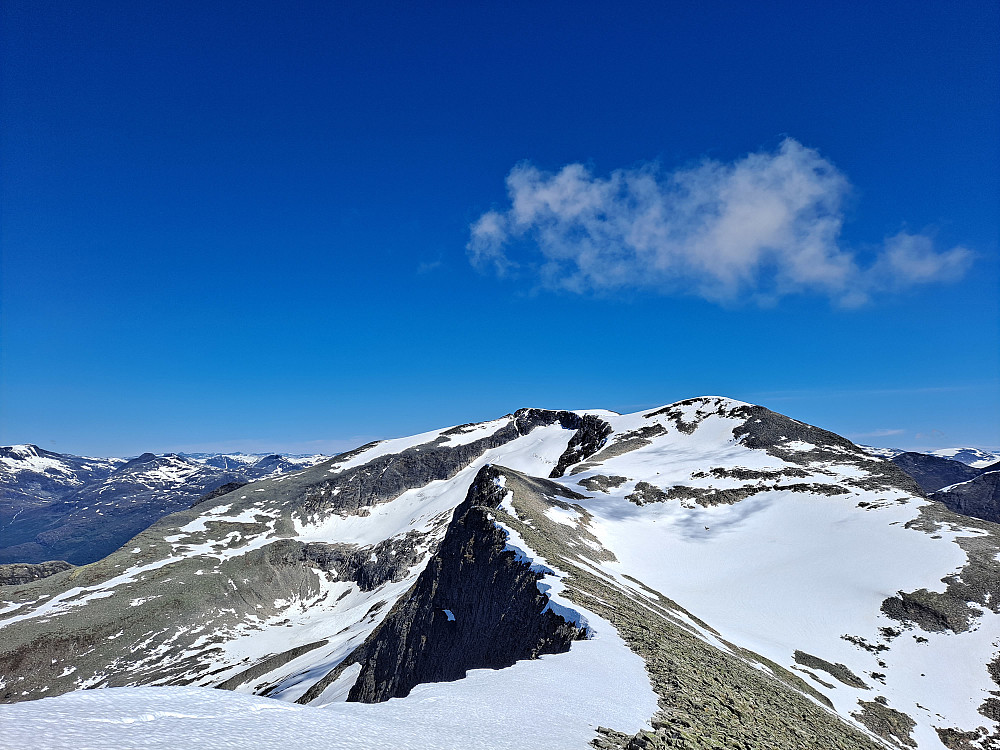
[2, 1, 998, 457]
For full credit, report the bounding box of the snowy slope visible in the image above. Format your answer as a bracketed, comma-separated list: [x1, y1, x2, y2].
[1, 399, 997, 749]
[553, 399, 998, 748]
[0, 628, 654, 750]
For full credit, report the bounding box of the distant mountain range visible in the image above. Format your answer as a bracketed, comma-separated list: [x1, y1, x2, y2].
[860, 445, 1000, 468]
[1, 398, 998, 749]
[0, 445, 329, 566]
[857, 446, 1000, 524]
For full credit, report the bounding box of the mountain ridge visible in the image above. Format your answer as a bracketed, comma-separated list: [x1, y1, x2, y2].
[1, 397, 998, 749]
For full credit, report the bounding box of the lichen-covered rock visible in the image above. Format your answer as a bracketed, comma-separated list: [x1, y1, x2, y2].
[0, 560, 73, 586]
[852, 699, 917, 748]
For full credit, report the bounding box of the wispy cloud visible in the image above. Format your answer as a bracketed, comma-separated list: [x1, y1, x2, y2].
[468, 138, 972, 305]
[747, 385, 979, 402]
[417, 257, 444, 274]
[847, 428, 905, 439]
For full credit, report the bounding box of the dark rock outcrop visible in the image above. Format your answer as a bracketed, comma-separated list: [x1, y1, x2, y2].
[731, 404, 859, 455]
[931, 471, 1000, 524]
[793, 650, 868, 689]
[300, 465, 585, 704]
[549, 415, 613, 478]
[626, 481, 670, 505]
[298, 531, 430, 592]
[881, 588, 982, 634]
[852, 699, 917, 748]
[627, 481, 849, 508]
[578, 474, 628, 493]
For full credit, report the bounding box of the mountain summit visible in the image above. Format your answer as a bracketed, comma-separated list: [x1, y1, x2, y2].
[1, 397, 997, 749]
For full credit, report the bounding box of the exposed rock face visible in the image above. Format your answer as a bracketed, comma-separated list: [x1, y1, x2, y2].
[730, 403, 861, 455]
[627, 481, 849, 508]
[549, 415, 614, 478]
[297, 532, 431, 592]
[729, 403, 925, 495]
[625, 481, 670, 505]
[892, 452, 982, 493]
[932, 471, 1000, 524]
[881, 588, 982, 633]
[301, 465, 585, 704]
[0, 561, 73, 587]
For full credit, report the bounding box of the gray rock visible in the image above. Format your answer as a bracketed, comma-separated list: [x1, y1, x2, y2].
[793, 650, 868, 689]
[578, 475, 629, 493]
[851, 699, 917, 748]
[0, 561, 73, 587]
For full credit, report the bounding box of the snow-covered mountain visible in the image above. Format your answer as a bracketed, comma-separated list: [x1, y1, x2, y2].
[182, 452, 329, 473]
[1, 398, 997, 749]
[0, 443, 125, 496]
[861, 445, 1000, 469]
[0, 447, 331, 565]
[860, 444, 906, 458]
[928, 448, 1000, 469]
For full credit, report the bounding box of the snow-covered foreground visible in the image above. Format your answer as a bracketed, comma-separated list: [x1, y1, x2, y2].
[0, 608, 655, 750]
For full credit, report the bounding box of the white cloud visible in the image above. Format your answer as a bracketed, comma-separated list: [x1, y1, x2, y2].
[468, 138, 973, 305]
[417, 258, 444, 274]
[847, 428, 906, 439]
